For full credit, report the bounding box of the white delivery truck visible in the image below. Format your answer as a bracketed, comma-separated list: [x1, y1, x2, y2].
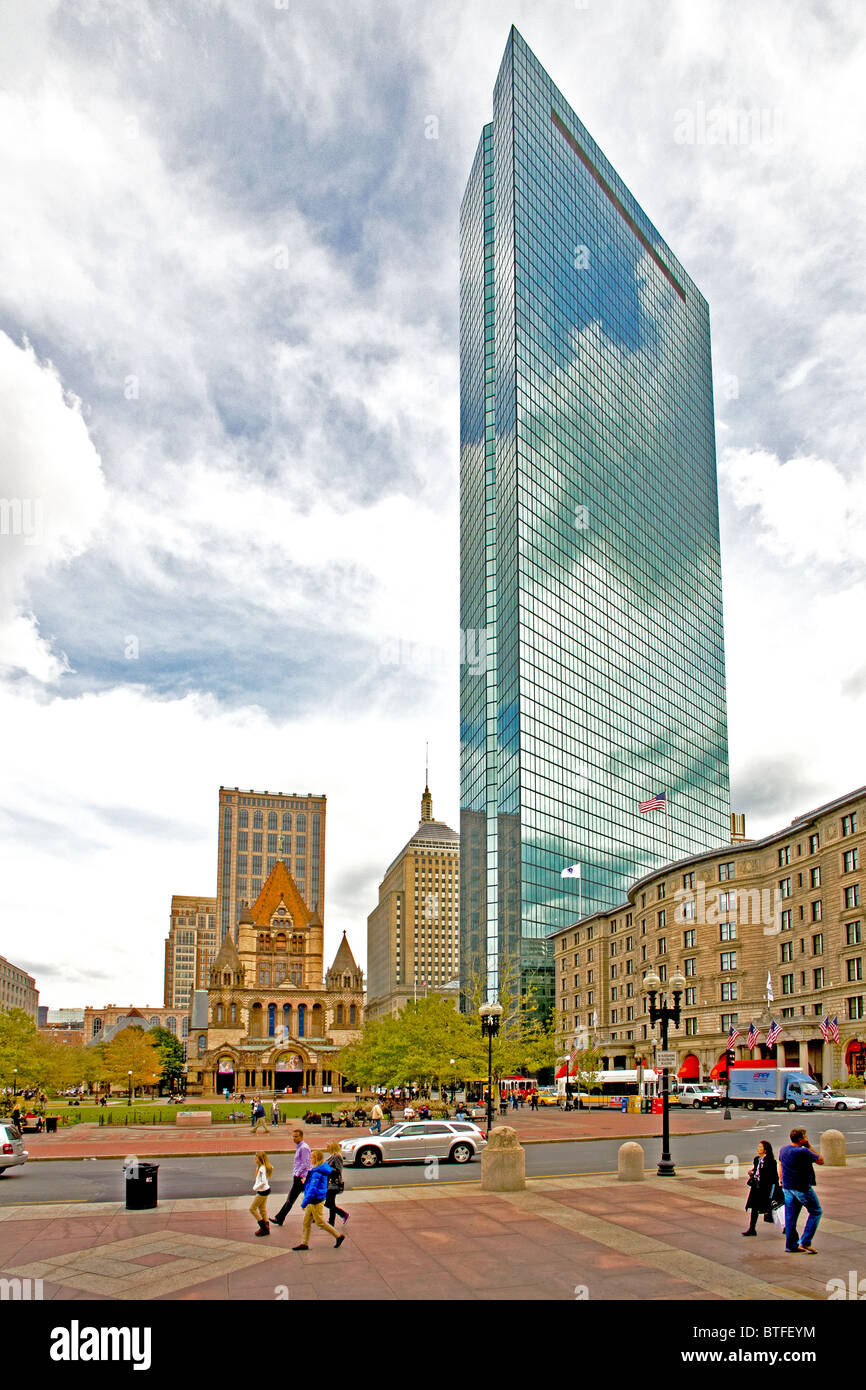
[728, 1065, 822, 1112]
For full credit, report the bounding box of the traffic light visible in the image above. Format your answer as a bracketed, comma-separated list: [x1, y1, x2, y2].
[725, 1049, 735, 1069]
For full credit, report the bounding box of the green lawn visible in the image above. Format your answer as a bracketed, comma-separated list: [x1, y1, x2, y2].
[38, 1098, 361, 1126]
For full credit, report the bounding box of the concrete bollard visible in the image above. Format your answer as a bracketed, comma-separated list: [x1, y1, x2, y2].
[618, 1141, 645, 1181]
[481, 1125, 526, 1191]
[821, 1129, 846, 1167]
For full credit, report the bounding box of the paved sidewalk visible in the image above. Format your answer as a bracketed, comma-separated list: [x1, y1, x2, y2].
[2, 1155, 863, 1301]
[23, 1108, 761, 1160]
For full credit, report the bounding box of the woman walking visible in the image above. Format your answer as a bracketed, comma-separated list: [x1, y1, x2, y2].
[250, 1151, 273, 1237]
[324, 1139, 350, 1228]
[743, 1140, 780, 1236]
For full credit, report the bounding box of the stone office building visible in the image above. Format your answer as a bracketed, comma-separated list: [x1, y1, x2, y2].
[188, 860, 363, 1095]
[551, 787, 866, 1086]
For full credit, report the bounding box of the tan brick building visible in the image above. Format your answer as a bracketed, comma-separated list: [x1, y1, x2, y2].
[365, 784, 460, 1021]
[164, 895, 217, 1008]
[0, 955, 38, 1021]
[216, 788, 326, 944]
[551, 787, 866, 1086]
[188, 860, 363, 1095]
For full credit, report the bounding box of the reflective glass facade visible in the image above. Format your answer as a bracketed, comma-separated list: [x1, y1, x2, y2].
[459, 29, 730, 1010]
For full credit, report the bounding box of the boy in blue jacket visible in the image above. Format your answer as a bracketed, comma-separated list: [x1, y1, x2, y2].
[292, 1150, 346, 1250]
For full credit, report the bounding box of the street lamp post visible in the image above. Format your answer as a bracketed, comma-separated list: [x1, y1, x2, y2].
[644, 966, 686, 1177]
[127, 1070, 133, 1107]
[479, 1001, 503, 1138]
[12, 1069, 17, 1098]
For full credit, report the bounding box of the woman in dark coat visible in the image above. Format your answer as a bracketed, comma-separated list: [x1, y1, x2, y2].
[743, 1140, 780, 1235]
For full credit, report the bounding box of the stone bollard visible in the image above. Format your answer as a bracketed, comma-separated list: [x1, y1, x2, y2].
[821, 1129, 846, 1167]
[618, 1141, 645, 1181]
[480, 1125, 526, 1191]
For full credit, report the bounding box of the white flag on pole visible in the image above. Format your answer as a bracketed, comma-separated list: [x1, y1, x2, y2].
[766, 971, 774, 1002]
[561, 864, 581, 879]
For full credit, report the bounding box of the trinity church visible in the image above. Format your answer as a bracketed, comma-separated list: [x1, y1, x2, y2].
[187, 861, 364, 1095]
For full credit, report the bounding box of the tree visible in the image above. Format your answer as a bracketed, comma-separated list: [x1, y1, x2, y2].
[102, 1027, 160, 1094]
[148, 1026, 185, 1091]
[571, 1042, 605, 1101]
[334, 995, 480, 1091]
[0, 1008, 42, 1097]
[461, 956, 560, 1082]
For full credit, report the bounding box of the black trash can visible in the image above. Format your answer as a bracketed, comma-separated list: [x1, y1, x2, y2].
[125, 1161, 159, 1210]
[45, 1116, 58, 1134]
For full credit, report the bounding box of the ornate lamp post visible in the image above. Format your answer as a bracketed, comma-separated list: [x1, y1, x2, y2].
[11, 1069, 17, 1098]
[479, 1001, 503, 1137]
[127, 1070, 133, 1107]
[644, 966, 686, 1177]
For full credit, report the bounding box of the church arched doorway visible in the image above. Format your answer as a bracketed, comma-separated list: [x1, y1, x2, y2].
[274, 1053, 305, 1094]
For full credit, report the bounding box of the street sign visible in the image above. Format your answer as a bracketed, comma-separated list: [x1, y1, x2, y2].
[656, 1051, 677, 1070]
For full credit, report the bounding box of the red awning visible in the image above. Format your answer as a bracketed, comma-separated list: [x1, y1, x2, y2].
[555, 1064, 569, 1079]
[678, 1054, 700, 1080]
[709, 1054, 728, 1080]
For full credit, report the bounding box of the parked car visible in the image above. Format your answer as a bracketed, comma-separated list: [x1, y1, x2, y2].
[0, 1123, 29, 1175]
[340, 1119, 487, 1168]
[536, 1086, 561, 1106]
[818, 1091, 866, 1111]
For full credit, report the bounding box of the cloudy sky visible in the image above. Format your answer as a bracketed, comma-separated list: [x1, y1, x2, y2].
[0, 0, 864, 1007]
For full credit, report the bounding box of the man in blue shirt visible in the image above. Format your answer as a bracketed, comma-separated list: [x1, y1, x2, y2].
[778, 1128, 824, 1253]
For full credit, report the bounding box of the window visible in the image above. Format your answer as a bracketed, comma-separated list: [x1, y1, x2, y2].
[684, 956, 697, 976]
[657, 909, 666, 928]
[657, 937, 667, 955]
[720, 921, 736, 941]
[781, 909, 792, 932]
[682, 872, 695, 890]
[778, 846, 791, 866]
[721, 1013, 739, 1033]
[718, 862, 735, 881]
[683, 929, 696, 948]
[845, 885, 861, 909]
[844, 848, 859, 873]
[685, 1017, 698, 1035]
[813, 968, 825, 989]
[781, 941, 793, 962]
[720, 952, 737, 971]
[781, 974, 794, 995]
[810, 866, 821, 888]
[658, 883, 666, 899]
[721, 981, 738, 1001]
[659, 964, 668, 983]
[625, 936, 634, 952]
[587, 969, 593, 984]
[811, 933, 824, 955]
[847, 996, 865, 1021]
[685, 986, 697, 1006]
[587, 947, 594, 962]
[779, 878, 791, 898]
[847, 958, 863, 982]
[809, 834, 819, 854]
[681, 899, 696, 921]
[842, 813, 858, 836]
[846, 921, 862, 946]
[811, 900, 822, 922]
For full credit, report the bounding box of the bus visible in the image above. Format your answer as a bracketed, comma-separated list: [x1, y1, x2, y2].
[557, 1069, 660, 1105]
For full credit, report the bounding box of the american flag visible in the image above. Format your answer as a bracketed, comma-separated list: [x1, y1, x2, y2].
[728, 1023, 740, 1047]
[746, 1022, 762, 1049]
[830, 1016, 840, 1042]
[639, 793, 666, 813]
[820, 1016, 831, 1041]
[766, 1020, 782, 1047]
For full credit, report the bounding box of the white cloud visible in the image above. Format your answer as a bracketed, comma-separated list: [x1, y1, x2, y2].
[0, 332, 107, 678]
[721, 445, 866, 567]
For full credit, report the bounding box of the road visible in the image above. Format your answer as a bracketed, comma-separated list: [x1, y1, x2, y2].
[2, 1109, 864, 1204]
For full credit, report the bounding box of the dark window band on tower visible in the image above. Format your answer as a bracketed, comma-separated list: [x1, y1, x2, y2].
[550, 109, 687, 302]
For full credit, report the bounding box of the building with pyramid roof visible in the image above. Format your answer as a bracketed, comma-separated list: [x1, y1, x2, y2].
[365, 783, 460, 1021]
[187, 861, 364, 1096]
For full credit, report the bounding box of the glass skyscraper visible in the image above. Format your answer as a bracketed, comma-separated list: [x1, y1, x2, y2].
[459, 29, 730, 1010]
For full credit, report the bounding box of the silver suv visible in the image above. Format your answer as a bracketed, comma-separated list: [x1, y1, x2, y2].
[0, 1123, 29, 1174]
[340, 1119, 487, 1168]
